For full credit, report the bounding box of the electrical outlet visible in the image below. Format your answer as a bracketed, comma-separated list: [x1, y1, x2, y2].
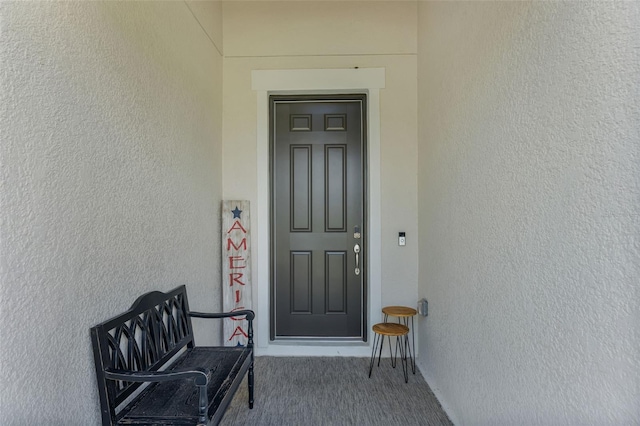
[418, 298, 428, 316]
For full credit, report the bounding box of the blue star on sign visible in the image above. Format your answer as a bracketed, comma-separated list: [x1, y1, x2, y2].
[231, 206, 242, 219]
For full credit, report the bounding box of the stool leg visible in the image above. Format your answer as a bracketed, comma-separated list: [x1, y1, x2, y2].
[400, 316, 416, 375]
[393, 332, 400, 366]
[368, 332, 381, 378]
[377, 334, 385, 367]
[389, 336, 398, 368]
[400, 334, 409, 383]
[409, 316, 416, 374]
[384, 311, 396, 367]
[397, 316, 416, 375]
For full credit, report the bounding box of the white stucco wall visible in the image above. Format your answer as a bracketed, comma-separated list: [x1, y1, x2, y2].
[222, 1, 419, 355]
[223, 0, 416, 57]
[417, 2, 640, 425]
[0, 2, 223, 423]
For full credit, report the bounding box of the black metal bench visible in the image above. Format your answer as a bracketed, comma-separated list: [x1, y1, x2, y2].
[90, 285, 254, 425]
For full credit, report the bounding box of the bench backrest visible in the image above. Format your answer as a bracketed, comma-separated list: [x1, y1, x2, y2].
[90, 285, 194, 424]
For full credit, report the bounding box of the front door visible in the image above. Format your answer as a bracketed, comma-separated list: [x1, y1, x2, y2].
[270, 95, 366, 340]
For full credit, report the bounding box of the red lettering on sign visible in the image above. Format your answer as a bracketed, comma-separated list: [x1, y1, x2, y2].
[227, 237, 247, 251]
[229, 272, 245, 286]
[235, 290, 241, 303]
[228, 326, 248, 340]
[227, 220, 247, 234]
[228, 256, 246, 269]
[229, 306, 246, 321]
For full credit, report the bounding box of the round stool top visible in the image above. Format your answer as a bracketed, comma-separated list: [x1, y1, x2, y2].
[382, 306, 417, 317]
[372, 322, 409, 337]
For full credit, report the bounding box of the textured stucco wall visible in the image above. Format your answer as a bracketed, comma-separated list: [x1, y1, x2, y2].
[417, 2, 640, 425]
[0, 2, 223, 423]
[223, 1, 419, 349]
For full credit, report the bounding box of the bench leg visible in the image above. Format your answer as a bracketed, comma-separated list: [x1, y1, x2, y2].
[248, 360, 254, 409]
[197, 382, 208, 424]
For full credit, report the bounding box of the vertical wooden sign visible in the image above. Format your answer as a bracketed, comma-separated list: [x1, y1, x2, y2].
[222, 200, 252, 346]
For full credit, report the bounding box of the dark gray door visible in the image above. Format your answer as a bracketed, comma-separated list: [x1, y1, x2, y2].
[271, 95, 366, 339]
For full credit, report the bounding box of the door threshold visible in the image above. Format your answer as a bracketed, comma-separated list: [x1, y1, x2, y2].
[271, 338, 366, 346]
[256, 339, 371, 357]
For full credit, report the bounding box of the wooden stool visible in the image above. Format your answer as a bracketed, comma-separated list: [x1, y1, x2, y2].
[383, 306, 417, 374]
[368, 322, 410, 383]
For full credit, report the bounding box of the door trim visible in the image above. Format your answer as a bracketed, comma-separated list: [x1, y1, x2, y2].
[252, 68, 385, 356]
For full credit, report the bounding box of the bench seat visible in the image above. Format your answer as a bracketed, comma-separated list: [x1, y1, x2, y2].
[118, 347, 251, 425]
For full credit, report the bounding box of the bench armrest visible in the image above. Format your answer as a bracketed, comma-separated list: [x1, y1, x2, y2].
[188, 310, 255, 321]
[104, 368, 209, 423]
[189, 310, 255, 349]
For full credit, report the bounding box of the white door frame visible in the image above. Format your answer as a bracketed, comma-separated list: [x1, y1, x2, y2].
[252, 68, 385, 356]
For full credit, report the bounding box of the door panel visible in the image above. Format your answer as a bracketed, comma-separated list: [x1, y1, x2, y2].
[325, 145, 346, 231]
[291, 251, 312, 313]
[271, 96, 366, 339]
[291, 146, 311, 231]
[326, 251, 347, 313]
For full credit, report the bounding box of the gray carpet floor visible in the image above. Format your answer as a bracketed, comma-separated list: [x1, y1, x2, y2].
[221, 356, 453, 426]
